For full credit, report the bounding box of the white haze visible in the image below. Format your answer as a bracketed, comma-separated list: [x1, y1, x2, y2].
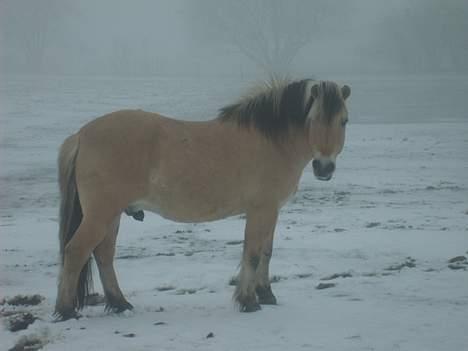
[1, 2, 468, 351]
[0, 0, 467, 77]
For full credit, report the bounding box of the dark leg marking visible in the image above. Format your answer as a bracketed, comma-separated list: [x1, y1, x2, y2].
[105, 294, 134, 313]
[53, 308, 81, 322]
[250, 255, 260, 270]
[256, 285, 277, 305]
[238, 295, 261, 312]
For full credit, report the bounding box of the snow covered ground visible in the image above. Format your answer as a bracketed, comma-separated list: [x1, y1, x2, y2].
[1, 76, 467, 350]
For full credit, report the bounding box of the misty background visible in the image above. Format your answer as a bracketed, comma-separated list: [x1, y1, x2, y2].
[2, 3, 468, 350]
[1, 0, 467, 78]
[0, 0, 467, 131]
[1, 0, 467, 211]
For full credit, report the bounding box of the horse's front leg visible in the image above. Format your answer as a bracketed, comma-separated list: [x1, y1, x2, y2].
[255, 225, 277, 305]
[235, 206, 278, 312]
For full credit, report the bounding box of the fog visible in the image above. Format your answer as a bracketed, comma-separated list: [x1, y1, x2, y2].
[1, 0, 467, 78]
[1, 3, 468, 350]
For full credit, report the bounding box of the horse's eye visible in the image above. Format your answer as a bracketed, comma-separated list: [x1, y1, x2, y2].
[341, 119, 348, 127]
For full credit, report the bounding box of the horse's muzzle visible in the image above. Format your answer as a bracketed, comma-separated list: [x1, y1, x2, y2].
[312, 159, 335, 181]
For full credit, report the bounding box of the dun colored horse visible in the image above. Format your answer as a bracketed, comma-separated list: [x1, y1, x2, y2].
[55, 79, 351, 320]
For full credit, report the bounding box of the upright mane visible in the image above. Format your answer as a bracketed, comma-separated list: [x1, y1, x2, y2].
[218, 79, 312, 139]
[218, 79, 345, 139]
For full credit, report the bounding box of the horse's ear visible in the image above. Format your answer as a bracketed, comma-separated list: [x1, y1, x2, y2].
[311, 84, 320, 99]
[341, 85, 351, 100]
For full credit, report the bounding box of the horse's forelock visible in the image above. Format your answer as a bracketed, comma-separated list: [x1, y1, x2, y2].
[315, 81, 345, 124]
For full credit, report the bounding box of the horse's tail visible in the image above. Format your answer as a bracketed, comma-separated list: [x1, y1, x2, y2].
[58, 133, 92, 309]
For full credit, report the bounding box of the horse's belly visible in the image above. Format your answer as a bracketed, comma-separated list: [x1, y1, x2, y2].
[130, 164, 249, 222]
[130, 192, 243, 223]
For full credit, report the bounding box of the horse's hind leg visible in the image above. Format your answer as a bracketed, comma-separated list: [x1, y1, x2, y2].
[55, 214, 111, 319]
[93, 215, 133, 313]
[235, 207, 278, 312]
[255, 229, 277, 305]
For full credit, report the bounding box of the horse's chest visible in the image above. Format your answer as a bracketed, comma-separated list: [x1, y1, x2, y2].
[278, 184, 299, 208]
[260, 169, 301, 207]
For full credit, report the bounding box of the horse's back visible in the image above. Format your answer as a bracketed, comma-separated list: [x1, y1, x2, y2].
[80, 109, 162, 141]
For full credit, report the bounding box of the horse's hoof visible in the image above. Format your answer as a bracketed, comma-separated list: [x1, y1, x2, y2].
[258, 295, 277, 305]
[53, 309, 81, 322]
[256, 286, 277, 305]
[105, 300, 134, 313]
[238, 297, 261, 312]
[241, 301, 261, 312]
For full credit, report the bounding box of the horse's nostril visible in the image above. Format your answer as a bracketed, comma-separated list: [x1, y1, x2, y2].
[313, 159, 335, 176]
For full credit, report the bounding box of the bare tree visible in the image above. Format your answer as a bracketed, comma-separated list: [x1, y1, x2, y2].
[187, 0, 344, 75]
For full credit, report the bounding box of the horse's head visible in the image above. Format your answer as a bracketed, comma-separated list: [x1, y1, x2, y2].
[307, 81, 350, 181]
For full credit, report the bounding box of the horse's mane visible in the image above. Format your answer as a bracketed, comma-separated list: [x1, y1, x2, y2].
[218, 79, 344, 140]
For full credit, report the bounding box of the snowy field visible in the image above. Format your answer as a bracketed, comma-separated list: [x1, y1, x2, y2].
[1, 76, 468, 350]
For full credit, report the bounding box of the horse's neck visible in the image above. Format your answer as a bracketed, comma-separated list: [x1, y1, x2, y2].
[273, 130, 314, 170]
[219, 120, 313, 173]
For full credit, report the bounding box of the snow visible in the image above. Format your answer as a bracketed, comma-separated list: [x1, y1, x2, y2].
[1, 76, 468, 350]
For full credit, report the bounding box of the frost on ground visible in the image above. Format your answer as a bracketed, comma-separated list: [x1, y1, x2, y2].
[1, 76, 468, 350]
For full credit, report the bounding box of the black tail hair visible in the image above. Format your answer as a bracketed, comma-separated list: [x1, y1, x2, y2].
[58, 135, 93, 310]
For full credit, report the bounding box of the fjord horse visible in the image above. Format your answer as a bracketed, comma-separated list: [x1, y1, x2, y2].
[55, 79, 351, 319]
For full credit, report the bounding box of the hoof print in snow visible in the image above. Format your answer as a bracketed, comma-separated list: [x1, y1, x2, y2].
[447, 255, 467, 270]
[296, 273, 313, 279]
[175, 229, 192, 234]
[320, 272, 352, 280]
[2, 295, 44, 306]
[316, 282, 336, 290]
[365, 222, 381, 228]
[156, 285, 176, 292]
[448, 256, 466, 264]
[385, 257, 416, 271]
[8, 335, 44, 351]
[174, 288, 197, 295]
[123, 333, 136, 338]
[206, 332, 214, 338]
[226, 240, 243, 245]
[7, 312, 37, 332]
